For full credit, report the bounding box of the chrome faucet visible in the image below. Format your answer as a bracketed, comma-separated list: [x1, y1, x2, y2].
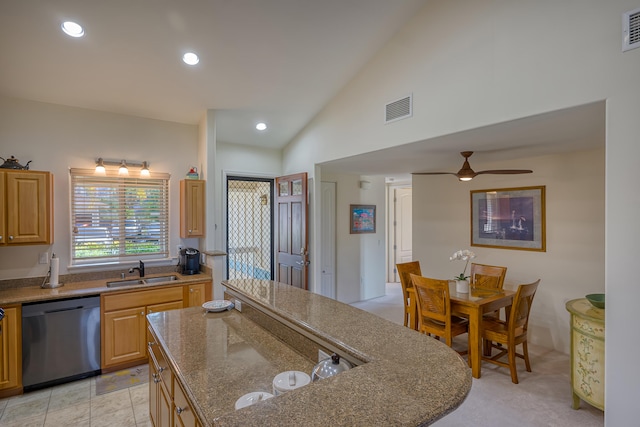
[129, 260, 145, 277]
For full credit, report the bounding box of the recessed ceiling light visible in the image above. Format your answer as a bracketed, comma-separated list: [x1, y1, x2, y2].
[256, 122, 267, 131]
[183, 52, 199, 65]
[61, 21, 84, 38]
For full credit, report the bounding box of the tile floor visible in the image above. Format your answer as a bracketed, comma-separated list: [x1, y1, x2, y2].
[0, 376, 150, 427]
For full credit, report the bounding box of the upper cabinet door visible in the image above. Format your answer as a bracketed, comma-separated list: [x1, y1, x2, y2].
[4, 171, 53, 245]
[180, 180, 205, 238]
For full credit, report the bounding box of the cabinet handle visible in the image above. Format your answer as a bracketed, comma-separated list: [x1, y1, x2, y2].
[9, 235, 13, 241]
[148, 309, 153, 313]
[190, 289, 194, 293]
[148, 341, 155, 347]
[158, 367, 165, 373]
[141, 311, 145, 316]
[0, 235, 3, 241]
[176, 406, 185, 415]
[152, 373, 160, 383]
[188, 229, 192, 233]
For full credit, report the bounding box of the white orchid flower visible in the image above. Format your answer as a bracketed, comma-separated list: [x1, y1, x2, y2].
[449, 249, 476, 280]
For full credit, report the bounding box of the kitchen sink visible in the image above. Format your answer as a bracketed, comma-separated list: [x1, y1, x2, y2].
[106, 275, 179, 288]
[106, 279, 145, 287]
[143, 275, 178, 284]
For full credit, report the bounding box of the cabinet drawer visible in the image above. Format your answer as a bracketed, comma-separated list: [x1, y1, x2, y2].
[104, 286, 184, 311]
[149, 339, 173, 396]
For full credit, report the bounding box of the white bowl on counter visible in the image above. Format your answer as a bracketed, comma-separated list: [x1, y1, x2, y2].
[234, 391, 274, 410]
[272, 371, 311, 396]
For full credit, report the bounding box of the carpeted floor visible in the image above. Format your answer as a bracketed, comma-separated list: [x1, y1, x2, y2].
[350, 283, 604, 427]
[95, 364, 149, 395]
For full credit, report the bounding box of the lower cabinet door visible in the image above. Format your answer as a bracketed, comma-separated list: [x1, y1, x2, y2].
[174, 379, 198, 427]
[149, 358, 159, 427]
[103, 306, 146, 367]
[158, 380, 173, 427]
[186, 283, 206, 307]
[0, 306, 21, 391]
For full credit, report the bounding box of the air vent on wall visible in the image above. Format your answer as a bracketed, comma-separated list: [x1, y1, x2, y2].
[385, 94, 412, 124]
[623, 7, 640, 52]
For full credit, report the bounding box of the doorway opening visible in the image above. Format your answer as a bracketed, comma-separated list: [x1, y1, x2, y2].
[226, 176, 274, 280]
[387, 184, 412, 283]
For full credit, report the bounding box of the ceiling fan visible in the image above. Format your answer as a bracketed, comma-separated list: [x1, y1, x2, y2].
[412, 151, 533, 181]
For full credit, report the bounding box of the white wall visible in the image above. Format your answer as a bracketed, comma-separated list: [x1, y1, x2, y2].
[321, 172, 386, 303]
[0, 96, 199, 279]
[412, 149, 604, 354]
[282, 1, 638, 422]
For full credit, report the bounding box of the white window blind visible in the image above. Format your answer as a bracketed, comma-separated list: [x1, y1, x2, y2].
[70, 168, 169, 265]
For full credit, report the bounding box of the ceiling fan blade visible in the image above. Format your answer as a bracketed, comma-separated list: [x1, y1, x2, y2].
[411, 172, 459, 176]
[475, 169, 533, 175]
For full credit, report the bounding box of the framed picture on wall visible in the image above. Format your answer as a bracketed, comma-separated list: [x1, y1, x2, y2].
[350, 204, 376, 234]
[470, 186, 546, 251]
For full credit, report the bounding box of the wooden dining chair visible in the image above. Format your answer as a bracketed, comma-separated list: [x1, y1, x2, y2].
[470, 263, 507, 290]
[410, 274, 468, 351]
[396, 261, 421, 330]
[481, 279, 540, 384]
[468, 263, 508, 355]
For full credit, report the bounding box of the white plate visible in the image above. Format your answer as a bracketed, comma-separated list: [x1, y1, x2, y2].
[235, 391, 274, 410]
[202, 300, 234, 312]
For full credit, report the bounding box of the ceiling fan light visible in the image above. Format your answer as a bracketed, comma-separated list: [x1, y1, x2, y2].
[459, 176, 473, 182]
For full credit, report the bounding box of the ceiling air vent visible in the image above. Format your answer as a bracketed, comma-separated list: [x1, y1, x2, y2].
[385, 94, 412, 124]
[623, 7, 640, 52]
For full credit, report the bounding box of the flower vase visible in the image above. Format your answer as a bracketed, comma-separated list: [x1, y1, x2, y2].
[456, 279, 469, 294]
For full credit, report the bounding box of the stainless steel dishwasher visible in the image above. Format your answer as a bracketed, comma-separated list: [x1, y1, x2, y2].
[22, 295, 101, 390]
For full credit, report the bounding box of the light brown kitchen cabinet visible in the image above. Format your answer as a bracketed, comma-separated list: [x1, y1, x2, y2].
[184, 282, 207, 307]
[149, 327, 201, 427]
[0, 305, 22, 397]
[174, 377, 200, 427]
[103, 306, 147, 367]
[102, 286, 184, 370]
[180, 180, 205, 238]
[149, 335, 173, 427]
[0, 170, 53, 245]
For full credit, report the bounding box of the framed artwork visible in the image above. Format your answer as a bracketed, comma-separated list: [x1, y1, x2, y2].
[470, 186, 546, 251]
[350, 204, 376, 234]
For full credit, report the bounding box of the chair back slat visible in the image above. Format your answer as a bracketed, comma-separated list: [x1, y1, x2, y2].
[470, 263, 507, 290]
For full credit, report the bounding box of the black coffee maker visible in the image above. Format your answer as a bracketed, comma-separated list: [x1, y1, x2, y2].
[180, 248, 200, 275]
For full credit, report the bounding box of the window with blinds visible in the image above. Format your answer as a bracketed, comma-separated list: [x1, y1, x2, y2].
[70, 168, 169, 265]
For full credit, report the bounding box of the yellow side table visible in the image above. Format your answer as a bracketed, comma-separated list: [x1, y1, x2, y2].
[566, 298, 604, 411]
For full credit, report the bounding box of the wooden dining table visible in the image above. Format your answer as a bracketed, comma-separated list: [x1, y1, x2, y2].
[448, 283, 515, 379]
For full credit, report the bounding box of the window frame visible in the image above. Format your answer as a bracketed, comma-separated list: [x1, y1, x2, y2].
[69, 168, 170, 266]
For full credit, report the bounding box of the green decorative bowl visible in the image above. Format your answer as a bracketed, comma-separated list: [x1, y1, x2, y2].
[586, 293, 605, 309]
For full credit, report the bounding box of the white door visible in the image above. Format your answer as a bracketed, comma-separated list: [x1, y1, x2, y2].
[320, 182, 336, 299]
[393, 187, 412, 282]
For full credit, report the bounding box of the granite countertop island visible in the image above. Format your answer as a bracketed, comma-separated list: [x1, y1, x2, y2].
[147, 279, 472, 426]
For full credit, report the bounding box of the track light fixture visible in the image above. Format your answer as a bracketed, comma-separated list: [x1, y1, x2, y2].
[95, 158, 150, 177]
